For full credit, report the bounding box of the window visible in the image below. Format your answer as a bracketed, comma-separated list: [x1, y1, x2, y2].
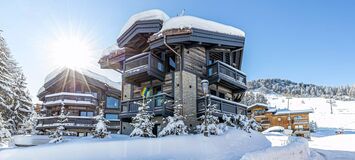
[210, 90, 217, 96]
[106, 96, 120, 109]
[80, 111, 94, 117]
[294, 116, 303, 121]
[254, 110, 265, 116]
[218, 92, 225, 99]
[105, 113, 119, 120]
[158, 62, 164, 72]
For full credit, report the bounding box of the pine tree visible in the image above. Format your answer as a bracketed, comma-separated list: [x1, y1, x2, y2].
[49, 103, 68, 143]
[130, 99, 155, 137]
[158, 101, 187, 137]
[93, 107, 110, 138]
[0, 31, 14, 118]
[0, 31, 32, 134]
[309, 120, 318, 133]
[0, 112, 11, 145]
[197, 100, 223, 136]
[20, 106, 38, 135]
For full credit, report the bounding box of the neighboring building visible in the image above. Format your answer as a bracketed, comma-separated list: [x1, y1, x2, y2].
[99, 9, 248, 135]
[36, 67, 121, 136]
[248, 103, 314, 138]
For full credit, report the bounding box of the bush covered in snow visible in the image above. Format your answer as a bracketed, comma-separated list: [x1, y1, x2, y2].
[158, 101, 187, 137]
[234, 114, 261, 132]
[130, 99, 155, 137]
[92, 108, 110, 138]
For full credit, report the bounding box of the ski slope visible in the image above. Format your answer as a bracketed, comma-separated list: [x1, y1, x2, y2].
[265, 94, 355, 129]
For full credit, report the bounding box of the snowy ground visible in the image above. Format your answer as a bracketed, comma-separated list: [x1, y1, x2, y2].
[265, 95, 355, 159]
[0, 129, 270, 160]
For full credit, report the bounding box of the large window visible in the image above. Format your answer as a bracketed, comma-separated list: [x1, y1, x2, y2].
[105, 113, 119, 120]
[106, 96, 120, 109]
[80, 111, 94, 117]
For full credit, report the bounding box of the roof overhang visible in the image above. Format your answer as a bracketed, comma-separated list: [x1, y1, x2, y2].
[148, 28, 245, 50]
[117, 19, 164, 49]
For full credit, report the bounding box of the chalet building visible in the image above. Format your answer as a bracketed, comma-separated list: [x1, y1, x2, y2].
[36, 68, 121, 136]
[99, 9, 248, 135]
[248, 103, 313, 138]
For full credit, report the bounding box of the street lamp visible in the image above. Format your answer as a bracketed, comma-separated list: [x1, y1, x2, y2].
[201, 80, 209, 137]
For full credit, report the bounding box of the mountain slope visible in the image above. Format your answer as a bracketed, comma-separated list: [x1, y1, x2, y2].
[247, 79, 355, 101]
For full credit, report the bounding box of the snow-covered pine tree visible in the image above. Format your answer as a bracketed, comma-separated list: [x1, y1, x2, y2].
[197, 100, 223, 136]
[93, 107, 110, 138]
[49, 102, 68, 143]
[309, 120, 318, 132]
[0, 31, 15, 122]
[0, 112, 11, 145]
[158, 101, 187, 137]
[0, 31, 32, 134]
[8, 58, 32, 132]
[130, 99, 155, 137]
[20, 106, 38, 135]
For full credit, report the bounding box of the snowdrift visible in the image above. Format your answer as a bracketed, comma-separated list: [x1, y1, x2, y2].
[13, 135, 50, 146]
[0, 130, 270, 160]
[241, 137, 310, 160]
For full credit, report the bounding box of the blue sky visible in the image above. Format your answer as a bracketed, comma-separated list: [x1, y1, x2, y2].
[1, 0, 355, 100]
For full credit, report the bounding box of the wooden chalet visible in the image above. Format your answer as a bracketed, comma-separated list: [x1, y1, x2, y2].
[36, 68, 121, 136]
[99, 9, 248, 135]
[248, 103, 314, 138]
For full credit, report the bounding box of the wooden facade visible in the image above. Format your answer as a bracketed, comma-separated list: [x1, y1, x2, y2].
[37, 68, 121, 136]
[99, 10, 248, 135]
[248, 103, 313, 138]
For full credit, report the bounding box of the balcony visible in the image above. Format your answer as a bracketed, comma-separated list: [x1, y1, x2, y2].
[197, 95, 247, 117]
[207, 61, 247, 92]
[36, 116, 96, 130]
[123, 52, 165, 84]
[120, 93, 174, 120]
[43, 92, 98, 107]
[293, 119, 309, 125]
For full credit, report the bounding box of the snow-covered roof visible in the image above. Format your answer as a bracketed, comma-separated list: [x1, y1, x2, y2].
[40, 67, 120, 95]
[248, 103, 269, 109]
[118, 9, 170, 38]
[273, 108, 314, 115]
[157, 15, 245, 37]
[101, 44, 122, 57]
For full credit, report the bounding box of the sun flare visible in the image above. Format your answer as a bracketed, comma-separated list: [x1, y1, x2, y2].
[48, 32, 95, 69]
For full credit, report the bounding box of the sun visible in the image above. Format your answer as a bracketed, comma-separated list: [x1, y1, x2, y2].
[48, 31, 95, 69]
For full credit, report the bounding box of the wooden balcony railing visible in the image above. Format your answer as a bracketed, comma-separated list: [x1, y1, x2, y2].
[43, 92, 98, 107]
[123, 52, 165, 84]
[197, 95, 247, 117]
[120, 93, 173, 119]
[207, 61, 247, 92]
[36, 116, 96, 129]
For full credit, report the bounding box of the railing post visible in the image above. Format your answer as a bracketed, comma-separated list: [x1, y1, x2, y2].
[217, 62, 220, 75]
